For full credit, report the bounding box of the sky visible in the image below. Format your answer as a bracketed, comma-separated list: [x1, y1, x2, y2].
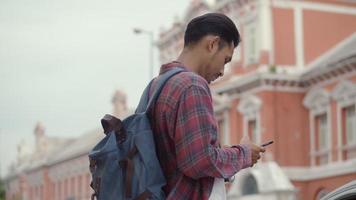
[0, 0, 192, 177]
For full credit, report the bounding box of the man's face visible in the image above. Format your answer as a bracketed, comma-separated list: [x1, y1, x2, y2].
[205, 40, 234, 84]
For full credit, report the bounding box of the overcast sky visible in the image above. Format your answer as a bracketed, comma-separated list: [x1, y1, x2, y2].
[0, 0, 192, 177]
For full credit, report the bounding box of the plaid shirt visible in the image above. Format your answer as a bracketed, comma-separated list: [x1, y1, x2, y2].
[148, 62, 252, 200]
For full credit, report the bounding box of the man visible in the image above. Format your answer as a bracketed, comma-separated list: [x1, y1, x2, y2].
[148, 13, 265, 200]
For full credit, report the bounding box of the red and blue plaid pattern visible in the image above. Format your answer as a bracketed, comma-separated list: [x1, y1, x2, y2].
[148, 62, 252, 200]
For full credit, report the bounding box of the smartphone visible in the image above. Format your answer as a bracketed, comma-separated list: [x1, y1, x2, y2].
[261, 140, 273, 147]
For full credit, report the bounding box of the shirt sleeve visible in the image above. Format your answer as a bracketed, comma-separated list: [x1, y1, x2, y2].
[171, 84, 252, 180]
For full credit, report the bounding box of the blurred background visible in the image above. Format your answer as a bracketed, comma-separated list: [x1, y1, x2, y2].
[1, 0, 356, 200]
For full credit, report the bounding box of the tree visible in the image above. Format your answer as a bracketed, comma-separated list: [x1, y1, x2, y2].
[0, 176, 5, 200]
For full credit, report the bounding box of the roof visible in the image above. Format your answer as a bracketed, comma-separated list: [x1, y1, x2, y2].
[7, 137, 75, 177]
[6, 128, 105, 177]
[302, 33, 356, 80]
[47, 128, 104, 166]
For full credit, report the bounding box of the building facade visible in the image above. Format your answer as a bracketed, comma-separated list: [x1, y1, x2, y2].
[158, 0, 356, 200]
[5, 90, 130, 200]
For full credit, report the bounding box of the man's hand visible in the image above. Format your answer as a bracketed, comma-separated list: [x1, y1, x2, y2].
[240, 135, 266, 167]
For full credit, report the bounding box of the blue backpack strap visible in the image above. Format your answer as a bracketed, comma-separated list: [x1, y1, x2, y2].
[135, 67, 184, 113]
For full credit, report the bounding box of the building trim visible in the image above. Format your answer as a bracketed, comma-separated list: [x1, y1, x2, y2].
[283, 158, 356, 181]
[327, 105, 333, 163]
[213, 94, 231, 113]
[332, 80, 356, 161]
[273, 0, 356, 16]
[228, 85, 305, 101]
[304, 87, 332, 166]
[214, 71, 303, 95]
[237, 94, 262, 144]
[309, 112, 316, 166]
[331, 80, 356, 105]
[213, 55, 356, 96]
[242, 11, 260, 66]
[309, 67, 356, 89]
[223, 111, 231, 146]
[259, 0, 273, 56]
[295, 5, 305, 69]
[337, 103, 343, 162]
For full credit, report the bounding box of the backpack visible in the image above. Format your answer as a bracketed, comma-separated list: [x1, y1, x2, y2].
[88, 67, 184, 200]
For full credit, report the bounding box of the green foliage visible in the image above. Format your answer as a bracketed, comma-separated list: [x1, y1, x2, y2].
[0, 177, 5, 200]
[269, 64, 277, 73]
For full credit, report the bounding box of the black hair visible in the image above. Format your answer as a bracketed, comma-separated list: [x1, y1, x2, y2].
[184, 13, 241, 48]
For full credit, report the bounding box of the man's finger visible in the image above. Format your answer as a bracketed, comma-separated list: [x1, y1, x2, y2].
[260, 147, 266, 152]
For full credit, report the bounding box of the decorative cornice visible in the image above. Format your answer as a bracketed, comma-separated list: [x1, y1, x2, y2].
[237, 94, 262, 115]
[212, 94, 231, 113]
[302, 55, 356, 87]
[213, 55, 356, 95]
[303, 87, 330, 111]
[331, 80, 356, 104]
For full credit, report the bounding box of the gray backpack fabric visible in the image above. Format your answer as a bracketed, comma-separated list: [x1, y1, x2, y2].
[88, 68, 184, 200]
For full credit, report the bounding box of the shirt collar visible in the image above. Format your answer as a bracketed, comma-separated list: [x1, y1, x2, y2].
[159, 61, 192, 75]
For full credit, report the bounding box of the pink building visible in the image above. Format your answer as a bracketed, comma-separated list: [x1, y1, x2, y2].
[157, 0, 356, 199]
[5, 91, 130, 200]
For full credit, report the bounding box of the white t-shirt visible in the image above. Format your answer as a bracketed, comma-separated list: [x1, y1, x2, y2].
[209, 178, 226, 200]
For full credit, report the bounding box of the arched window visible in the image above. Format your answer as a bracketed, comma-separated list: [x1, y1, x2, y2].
[238, 95, 262, 144]
[332, 80, 356, 161]
[242, 174, 258, 195]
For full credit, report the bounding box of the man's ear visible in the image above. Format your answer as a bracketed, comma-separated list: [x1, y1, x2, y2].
[207, 36, 220, 54]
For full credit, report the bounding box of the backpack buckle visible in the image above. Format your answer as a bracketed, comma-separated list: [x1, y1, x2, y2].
[116, 128, 127, 144]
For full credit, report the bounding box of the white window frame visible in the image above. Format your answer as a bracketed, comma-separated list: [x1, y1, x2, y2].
[243, 22, 259, 66]
[216, 111, 231, 146]
[223, 110, 231, 146]
[316, 113, 329, 165]
[242, 10, 260, 67]
[229, 11, 242, 63]
[237, 95, 262, 144]
[345, 105, 356, 145]
[303, 87, 332, 166]
[317, 114, 328, 150]
[332, 80, 356, 161]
